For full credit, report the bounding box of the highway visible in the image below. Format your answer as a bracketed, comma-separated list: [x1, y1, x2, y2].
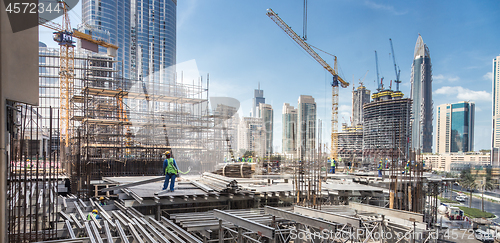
[442, 188, 500, 223]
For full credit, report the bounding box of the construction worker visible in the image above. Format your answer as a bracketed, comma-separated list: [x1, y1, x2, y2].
[403, 161, 410, 174]
[162, 151, 179, 192]
[98, 196, 107, 206]
[377, 160, 383, 177]
[87, 209, 101, 220]
[330, 158, 336, 174]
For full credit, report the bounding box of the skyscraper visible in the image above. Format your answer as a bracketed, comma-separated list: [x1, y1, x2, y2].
[82, 0, 176, 83]
[297, 95, 316, 160]
[238, 117, 266, 157]
[259, 103, 273, 155]
[491, 55, 500, 167]
[436, 102, 475, 154]
[410, 34, 433, 153]
[352, 85, 371, 126]
[251, 83, 265, 117]
[282, 103, 297, 157]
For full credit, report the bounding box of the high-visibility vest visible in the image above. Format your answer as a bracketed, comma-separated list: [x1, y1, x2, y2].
[331, 160, 336, 167]
[378, 163, 383, 170]
[165, 158, 177, 175]
[87, 213, 97, 221]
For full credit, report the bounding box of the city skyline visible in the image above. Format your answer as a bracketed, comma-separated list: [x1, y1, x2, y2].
[38, 1, 500, 153]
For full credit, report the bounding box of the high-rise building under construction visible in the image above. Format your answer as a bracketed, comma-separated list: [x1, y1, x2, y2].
[363, 90, 411, 162]
[411, 34, 433, 153]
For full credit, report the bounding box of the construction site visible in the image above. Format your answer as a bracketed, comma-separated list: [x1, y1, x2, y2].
[2, 2, 497, 243]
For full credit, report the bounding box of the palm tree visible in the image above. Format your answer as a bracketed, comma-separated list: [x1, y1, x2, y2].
[460, 171, 477, 208]
[482, 167, 495, 211]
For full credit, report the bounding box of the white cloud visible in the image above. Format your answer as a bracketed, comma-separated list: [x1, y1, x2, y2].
[483, 72, 493, 81]
[434, 86, 491, 102]
[364, 0, 407, 15]
[433, 74, 459, 83]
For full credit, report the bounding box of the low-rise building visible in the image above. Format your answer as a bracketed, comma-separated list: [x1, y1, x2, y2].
[423, 152, 490, 172]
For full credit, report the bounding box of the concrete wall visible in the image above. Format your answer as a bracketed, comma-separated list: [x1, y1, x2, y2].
[0, 2, 39, 242]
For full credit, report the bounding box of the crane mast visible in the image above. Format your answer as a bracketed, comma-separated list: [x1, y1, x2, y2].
[266, 8, 349, 162]
[389, 38, 401, 91]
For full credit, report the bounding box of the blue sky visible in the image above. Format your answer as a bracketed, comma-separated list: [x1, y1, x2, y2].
[40, 0, 500, 153]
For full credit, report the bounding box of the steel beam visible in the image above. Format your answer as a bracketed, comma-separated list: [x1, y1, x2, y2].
[142, 220, 170, 243]
[133, 218, 157, 243]
[84, 222, 97, 243]
[115, 220, 130, 243]
[213, 209, 275, 239]
[128, 223, 145, 243]
[103, 221, 113, 243]
[90, 221, 104, 243]
[293, 205, 361, 228]
[65, 220, 76, 239]
[102, 176, 165, 192]
[70, 213, 84, 229]
[161, 216, 203, 243]
[147, 217, 186, 243]
[264, 206, 338, 231]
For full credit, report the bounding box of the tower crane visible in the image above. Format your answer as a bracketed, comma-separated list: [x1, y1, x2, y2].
[389, 38, 401, 91]
[39, 1, 118, 147]
[375, 50, 384, 92]
[266, 8, 349, 162]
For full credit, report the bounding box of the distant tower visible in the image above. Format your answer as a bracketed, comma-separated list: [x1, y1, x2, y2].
[492, 55, 500, 167]
[411, 34, 433, 153]
[352, 85, 371, 126]
[252, 83, 265, 117]
[282, 103, 297, 157]
[436, 102, 475, 154]
[297, 95, 316, 160]
[259, 103, 274, 155]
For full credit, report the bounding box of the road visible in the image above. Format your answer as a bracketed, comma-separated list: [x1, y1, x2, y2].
[442, 188, 500, 223]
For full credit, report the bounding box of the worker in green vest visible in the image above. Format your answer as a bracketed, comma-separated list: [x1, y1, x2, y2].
[377, 160, 383, 177]
[330, 158, 336, 174]
[87, 209, 100, 220]
[162, 151, 179, 192]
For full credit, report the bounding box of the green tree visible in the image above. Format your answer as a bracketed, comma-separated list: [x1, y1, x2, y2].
[460, 169, 477, 208]
[243, 151, 255, 158]
[481, 167, 495, 211]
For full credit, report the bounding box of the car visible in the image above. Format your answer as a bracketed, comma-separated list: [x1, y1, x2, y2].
[475, 229, 494, 243]
[456, 196, 466, 202]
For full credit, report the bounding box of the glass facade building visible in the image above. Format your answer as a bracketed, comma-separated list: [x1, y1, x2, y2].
[436, 102, 475, 154]
[259, 103, 273, 155]
[82, 0, 176, 84]
[297, 95, 316, 160]
[282, 103, 297, 157]
[411, 34, 433, 153]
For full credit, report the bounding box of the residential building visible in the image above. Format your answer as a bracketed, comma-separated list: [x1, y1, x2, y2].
[251, 83, 265, 118]
[436, 101, 475, 154]
[238, 117, 266, 158]
[297, 95, 316, 160]
[282, 103, 297, 157]
[352, 85, 371, 126]
[82, 0, 176, 83]
[423, 152, 490, 172]
[492, 55, 500, 167]
[411, 34, 433, 153]
[259, 103, 273, 155]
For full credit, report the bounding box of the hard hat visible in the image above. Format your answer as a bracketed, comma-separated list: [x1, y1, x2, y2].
[92, 209, 98, 214]
[164, 151, 171, 156]
[99, 196, 104, 200]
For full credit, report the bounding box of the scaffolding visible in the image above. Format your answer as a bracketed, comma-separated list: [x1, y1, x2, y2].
[67, 55, 221, 197]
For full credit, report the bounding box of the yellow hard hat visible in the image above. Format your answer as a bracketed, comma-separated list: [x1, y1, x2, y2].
[92, 209, 98, 214]
[164, 151, 171, 156]
[99, 196, 104, 200]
